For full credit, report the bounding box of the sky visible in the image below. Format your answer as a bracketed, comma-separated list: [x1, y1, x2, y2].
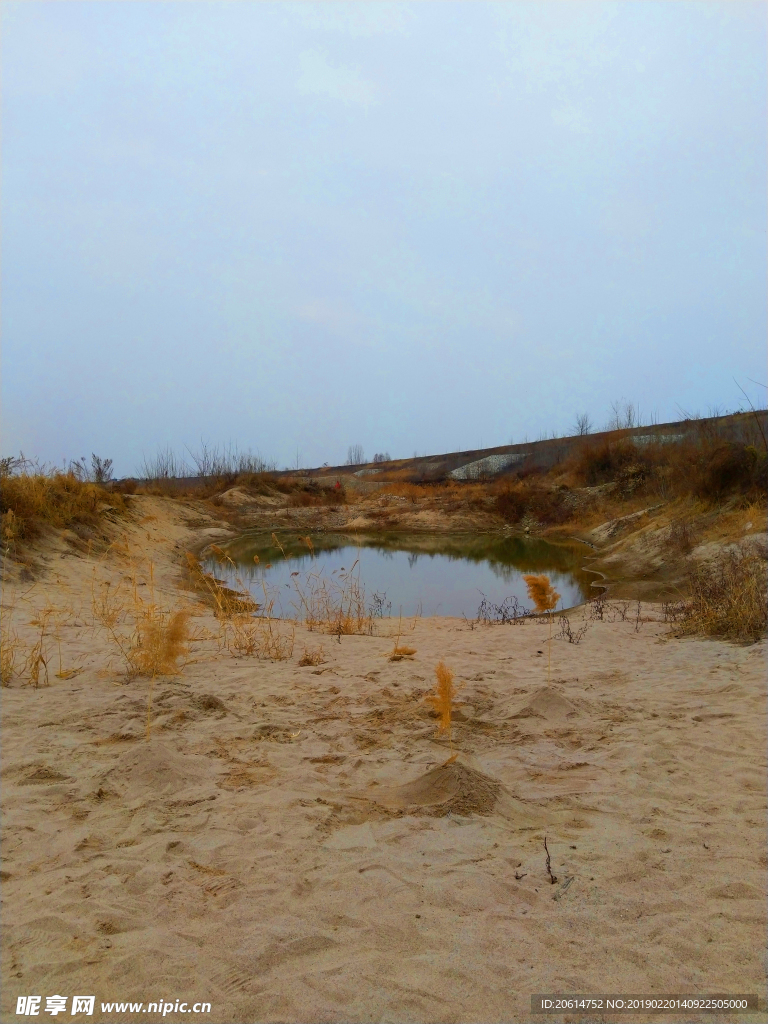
[2, 1, 766, 475]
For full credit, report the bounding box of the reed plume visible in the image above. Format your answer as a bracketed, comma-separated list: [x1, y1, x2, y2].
[523, 574, 560, 614]
[427, 660, 456, 753]
[523, 573, 560, 682]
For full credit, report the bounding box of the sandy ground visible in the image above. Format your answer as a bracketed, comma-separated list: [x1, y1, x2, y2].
[1, 498, 766, 1024]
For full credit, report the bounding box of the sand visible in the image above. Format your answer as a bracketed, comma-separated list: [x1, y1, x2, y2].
[1, 497, 766, 1023]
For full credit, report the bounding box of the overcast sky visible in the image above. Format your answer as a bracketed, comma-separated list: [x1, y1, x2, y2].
[2, 1, 766, 475]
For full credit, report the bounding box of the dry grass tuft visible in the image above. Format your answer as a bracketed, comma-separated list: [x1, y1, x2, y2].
[291, 559, 375, 637]
[1, 469, 124, 544]
[103, 601, 191, 679]
[426, 661, 457, 750]
[89, 558, 192, 678]
[522, 574, 560, 613]
[1, 625, 20, 686]
[523, 574, 560, 681]
[186, 549, 294, 661]
[225, 613, 294, 661]
[1, 593, 23, 686]
[23, 612, 52, 688]
[298, 644, 326, 666]
[131, 608, 190, 677]
[389, 645, 416, 661]
[1, 589, 81, 688]
[672, 544, 767, 643]
[185, 552, 258, 617]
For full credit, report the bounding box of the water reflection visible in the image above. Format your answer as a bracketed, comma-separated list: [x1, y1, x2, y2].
[205, 532, 598, 619]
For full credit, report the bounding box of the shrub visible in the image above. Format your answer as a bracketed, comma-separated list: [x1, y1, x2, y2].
[1, 470, 123, 543]
[287, 482, 345, 507]
[672, 544, 767, 643]
[571, 438, 646, 487]
[495, 486, 527, 523]
[494, 482, 574, 526]
[112, 478, 138, 495]
[693, 443, 766, 500]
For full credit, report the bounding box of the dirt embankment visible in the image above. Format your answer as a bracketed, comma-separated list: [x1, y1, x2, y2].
[201, 482, 766, 603]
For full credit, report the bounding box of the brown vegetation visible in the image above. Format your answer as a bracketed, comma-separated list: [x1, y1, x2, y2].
[1, 470, 125, 544]
[291, 559, 376, 637]
[298, 644, 326, 666]
[672, 544, 767, 643]
[185, 552, 259, 617]
[426, 661, 457, 751]
[489, 432, 766, 530]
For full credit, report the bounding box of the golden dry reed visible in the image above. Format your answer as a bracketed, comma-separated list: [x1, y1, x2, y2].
[522, 574, 560, 614]
[291, 558, 374, 637]
[92, 564, 191, 680]
[523, 573, 560, 682]
[427, 660, 457, 756]
[1, 622, 20, 686]
[185, 549, 293, 660]
[185, 551, 257, 618]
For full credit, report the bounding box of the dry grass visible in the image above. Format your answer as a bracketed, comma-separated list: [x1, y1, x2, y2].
[94, 581, 191, 679]
[380, 481, 434, 501]
[291, 559, 375, 636]
[22, 610, 52, 688]
[224, 612, 294, 661]
[185, 552, 258, 617]
[1, 598, 81, 688]
[563, 433, 767, 504]
[186, 549, 294, 661]
[524, 574, 560, 681]
[390, 644, 417, 661]
[3, 611, 98, 687]
[298, 644, 326, 666]
[672, 544, 767, 643]
[0, 621, 20, 686]
[1, 470, 124, 544]
[130, 608, 190, 677]
[523, 574, 560, 613]
[426, 661, 457, 752]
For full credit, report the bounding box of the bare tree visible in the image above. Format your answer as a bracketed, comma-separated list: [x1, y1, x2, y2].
[346, 444, 365, 465]
[139, 446, 190, 481]
[372, 451, 391, 463]
[185, 441, 275, 479]
[90, 454, 113, 484]
[607, 399, 640, 431]
[573, 413, 593, 436]
[69, 454, 113, 483]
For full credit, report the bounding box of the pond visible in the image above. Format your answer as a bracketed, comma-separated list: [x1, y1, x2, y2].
[203, 532, 600, 620]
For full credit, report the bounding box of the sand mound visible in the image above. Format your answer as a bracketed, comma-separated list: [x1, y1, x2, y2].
[512, 686, 578, 720]
[711, 882, 763, 900]
[218, 487, 254, 506]
[343, 516, 374, 530]
[374, 762, 502, 817]
[109, 741, 206, 799]
[19, 765, 71, 785]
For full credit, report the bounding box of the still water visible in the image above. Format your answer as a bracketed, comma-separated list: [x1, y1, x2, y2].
[204, 533, 599, 619]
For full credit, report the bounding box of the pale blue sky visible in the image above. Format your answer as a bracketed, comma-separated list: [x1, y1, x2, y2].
[2, 1, 766, 474]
